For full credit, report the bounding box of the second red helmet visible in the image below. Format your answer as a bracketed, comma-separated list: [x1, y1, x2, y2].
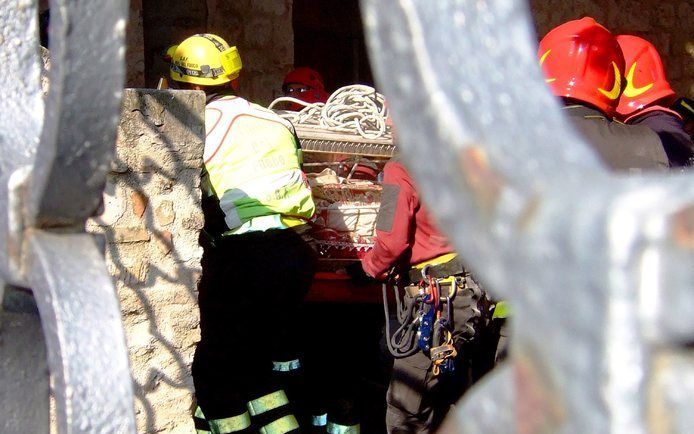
[615, 35, 676, 118]
[282, 67, 329, 105]
[538, 17, 625, 116]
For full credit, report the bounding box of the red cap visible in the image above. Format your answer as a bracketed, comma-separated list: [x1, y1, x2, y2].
[615, 35, 675, 118]
[282, 67, 329, 107]
[538, 17, 625, 116]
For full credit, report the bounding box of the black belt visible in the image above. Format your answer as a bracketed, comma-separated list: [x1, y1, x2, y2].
[408, 257, 466, 282]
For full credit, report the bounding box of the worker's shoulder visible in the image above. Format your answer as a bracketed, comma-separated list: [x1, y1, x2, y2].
[383, 159, 416, 186]
[605, 118, 658, 141]
[571, 110, 668, 170]
[384, 158, 407, 173]
[207, 95, 295, 132]
[630, 108, 686, 133]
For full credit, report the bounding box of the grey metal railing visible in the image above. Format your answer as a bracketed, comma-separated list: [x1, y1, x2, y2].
[361, 0, 694, 433]
[0, 1, 135, 433]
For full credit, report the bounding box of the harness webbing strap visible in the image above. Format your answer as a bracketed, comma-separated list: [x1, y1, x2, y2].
[408, 255, 465, 282]
[199, 34, 227, 52]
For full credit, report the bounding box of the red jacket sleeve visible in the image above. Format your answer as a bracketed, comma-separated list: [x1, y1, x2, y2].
[361, 161, 417, 277]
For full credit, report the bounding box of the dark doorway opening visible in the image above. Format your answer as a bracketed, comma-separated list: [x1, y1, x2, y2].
[141, 0, 207, 88]
[292, 0, 375, 93]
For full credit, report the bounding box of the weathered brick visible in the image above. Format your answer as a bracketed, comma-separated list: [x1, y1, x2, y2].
[182, 214, 204, 231]
[154, 200, 175, 226]
[131, 190, 148, 218]
[112, 226, 150, 243]
[153, 230, 174, 256]
[122, 261, 150, 286]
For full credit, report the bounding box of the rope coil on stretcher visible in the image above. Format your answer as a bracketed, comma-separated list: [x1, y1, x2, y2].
[268, 85, 392, 141]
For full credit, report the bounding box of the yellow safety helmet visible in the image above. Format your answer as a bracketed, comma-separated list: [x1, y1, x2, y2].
[169, 34, 242, 86]
[163, 44, 178, 63]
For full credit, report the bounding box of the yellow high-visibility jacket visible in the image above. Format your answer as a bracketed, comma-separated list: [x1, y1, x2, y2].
[203, 95, 315, 234]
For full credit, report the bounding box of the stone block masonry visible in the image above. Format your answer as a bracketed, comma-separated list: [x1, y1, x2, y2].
[87, 89, 206, 434]
[124, 0, 690, 100]
[206, 0, 294, 105]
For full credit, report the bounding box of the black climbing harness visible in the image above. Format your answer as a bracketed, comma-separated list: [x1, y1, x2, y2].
[382, 267, 482, 375]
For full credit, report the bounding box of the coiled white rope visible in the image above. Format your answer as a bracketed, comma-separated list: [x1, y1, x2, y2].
[268, 85, 391, 140]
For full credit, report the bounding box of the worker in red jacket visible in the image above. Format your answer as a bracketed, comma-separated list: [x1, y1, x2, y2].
[361, 160, 451, 279]
[352, 156, 502, 434]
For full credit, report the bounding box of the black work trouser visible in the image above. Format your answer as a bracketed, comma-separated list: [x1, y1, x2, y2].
[192, 227, 316, 425]
[385, 275, 503, 434]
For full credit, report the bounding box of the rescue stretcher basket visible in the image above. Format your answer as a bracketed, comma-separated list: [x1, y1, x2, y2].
[294, 125, 395, 303]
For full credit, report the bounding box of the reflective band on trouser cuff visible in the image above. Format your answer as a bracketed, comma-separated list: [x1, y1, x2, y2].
[259, 414, 299, 434]
[311, 414, 328, 427]
[193, 406, 211, 434]
[327, 422, 361, 434]
[208, 412, 252, 433]
[247, 390, 289, 416]
[272, 359, 301, 372]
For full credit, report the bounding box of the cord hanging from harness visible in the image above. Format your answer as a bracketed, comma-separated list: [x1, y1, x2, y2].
[382, 282, 422, 358]
[382, 268, 466, 375]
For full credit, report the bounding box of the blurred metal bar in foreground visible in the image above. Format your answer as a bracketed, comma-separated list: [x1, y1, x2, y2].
[0, 1, 135, 433]
[361, 0, 694, 433]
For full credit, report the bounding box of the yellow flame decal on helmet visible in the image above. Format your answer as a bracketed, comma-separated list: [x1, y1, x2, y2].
[598, 62, 621, 100]
[539, 49, 556, 83]
[623, 62, 654, 98]
[681, 99, 694, 115]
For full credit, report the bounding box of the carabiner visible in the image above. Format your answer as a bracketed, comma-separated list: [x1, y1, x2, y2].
[420, 265, 431, 281]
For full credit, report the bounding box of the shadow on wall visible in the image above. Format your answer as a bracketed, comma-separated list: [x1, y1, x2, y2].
[88, 89, 206, 433]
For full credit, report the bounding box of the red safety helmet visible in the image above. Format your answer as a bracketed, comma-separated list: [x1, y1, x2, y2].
[615, 35, 676, 118]
[538, 17, 625, 116]
[282, 67, 330, 106]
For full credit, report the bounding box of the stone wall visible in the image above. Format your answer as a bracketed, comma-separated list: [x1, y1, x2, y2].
[205, 0, 294, 105]
[141, 0, 208, 89]
[530, 0, 694, 98]
[127, 0, 294, 104]
[87, 89, 206, 434]
[125, 0, 691, 98]
[126, 0, 145, 88]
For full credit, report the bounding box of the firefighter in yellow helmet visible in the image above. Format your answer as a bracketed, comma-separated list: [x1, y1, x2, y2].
[170, 34, 316, 434]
